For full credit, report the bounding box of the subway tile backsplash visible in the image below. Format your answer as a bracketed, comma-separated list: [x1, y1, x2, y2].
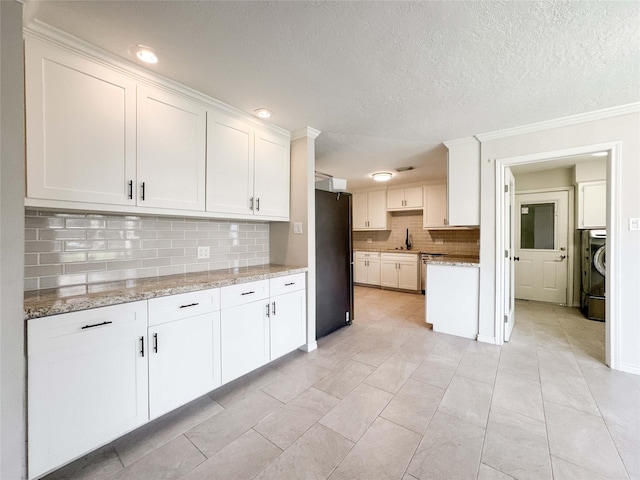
[24, 210, 270, 291]
[352, 211, 479, 255]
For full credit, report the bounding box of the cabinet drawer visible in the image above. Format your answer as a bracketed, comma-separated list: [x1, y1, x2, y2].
[270, 273, 306, 297]
[380, 253, 419, 264]
[148, 288, 220, 326]
[355, 251, 380, 259]
[221, 279, 269, 309]
[28, 301, 147, 355]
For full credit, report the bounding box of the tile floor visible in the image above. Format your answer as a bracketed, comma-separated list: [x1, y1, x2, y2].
[44, 286, 639, 480]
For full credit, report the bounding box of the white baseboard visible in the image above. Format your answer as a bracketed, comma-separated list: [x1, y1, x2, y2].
[618, 362, 640, 376]
[299, 342, 317, 353]
[476, 334, 497, 345]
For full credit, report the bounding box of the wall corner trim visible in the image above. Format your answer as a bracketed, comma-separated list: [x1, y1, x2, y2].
[476, 334, 497, 345]
[298, 341, 318, 353]
[475, 103, 640, 142]
[291, 127, 321, 141]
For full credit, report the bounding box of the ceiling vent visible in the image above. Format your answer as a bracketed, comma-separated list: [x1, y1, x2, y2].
[395, 166, 414, 172]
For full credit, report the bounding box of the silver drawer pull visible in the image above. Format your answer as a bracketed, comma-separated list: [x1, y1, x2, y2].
[241, 291, 256, 296]
[81, 321, 112, 330]
[284, 282, 296, 286]
[179, 302, 199, 309]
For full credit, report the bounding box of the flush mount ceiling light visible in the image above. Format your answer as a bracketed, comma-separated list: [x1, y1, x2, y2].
[592, 152, 608, 157]
[129, 45, 158, 64]
[372, 172, 393, 182]
[254, 108, 272, 119]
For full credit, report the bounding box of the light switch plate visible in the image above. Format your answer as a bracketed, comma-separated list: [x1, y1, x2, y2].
[197, 246, 210, 259]
[293, 222, 303, 234]
[630, 218, 640, 231]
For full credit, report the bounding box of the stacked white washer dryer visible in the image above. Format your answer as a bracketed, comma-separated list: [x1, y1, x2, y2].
[581, 229, 606, 321]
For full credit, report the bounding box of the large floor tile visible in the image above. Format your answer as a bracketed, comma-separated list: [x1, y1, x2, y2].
[455, 350, 499, 385]
[363, 355, 419, 394]
[185, 391, 282, 457]
[351, 340, 399, 367]
[182, 429, 281, 480]
[113, 395, 223, 466]
[497, 345, 540, 382]
[380, 379, 444, 434]
[313, 359, 375, 399]
[438, 375, 493, 428]
[477, 463, 514, 480]
[254, 424, 353, 480]
[319, 383, 393, 442]
[329, 417, 421, 480]
[106, 435, 204, 480]
[42, 444, 123, 480]
[261, 365, 331, 403]
[254, 387, 339, 450]
[606, 420, 640, 480]
[544, 401, 628, 479]
[407, 411, 485, 480]
[411, 355, 458, 389]
[481, 406, 552, 480]
[550, 456, 609, 480]
[492, 371, 544, 421]
[209, 366, 285, 407]
[539, 368, 600, 416]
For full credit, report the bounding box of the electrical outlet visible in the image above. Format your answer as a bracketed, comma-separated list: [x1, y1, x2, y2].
[366, 238, 373, 244]
[197, 246, 210, 259]
[435, 239, 444, 245]
[630, 218, 640, 231]
[293, 222, 303, 234]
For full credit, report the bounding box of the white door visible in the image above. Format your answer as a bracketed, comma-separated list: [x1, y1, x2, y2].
[380, 260, 398, 288]
[367, 190, 388, 229]
[352, 193, 368, 229]
[148, 312, 219, 419]
[515, 190, 569, 304]
[504, 169, 516, 341]
[137, 85, 206, 211]
[206, 110, 254, 216]
[254, 128, 290, 219]
[398, 261, 419, 290]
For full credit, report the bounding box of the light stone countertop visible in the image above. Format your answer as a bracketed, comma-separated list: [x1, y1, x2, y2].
[24, 264, 307, 320]
[425, 256, 480, 267]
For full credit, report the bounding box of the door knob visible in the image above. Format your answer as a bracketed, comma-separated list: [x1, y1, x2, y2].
[513, 257, 520, 261]
[554, 255, 566, 262]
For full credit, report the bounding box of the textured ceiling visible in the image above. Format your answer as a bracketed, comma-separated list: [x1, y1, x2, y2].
[23, 1, 640, 189]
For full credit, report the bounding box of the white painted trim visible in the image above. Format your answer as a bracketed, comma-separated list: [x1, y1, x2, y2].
[443, 136, 479, 148]
[23, 21, 291, 137]
[291, 127, 321, 141]
[476, 103, 640, 142]
[618, 362, 640, 376]
[494, 142, 621, 371]
[299, 341, 318, 353]
[476, 334, 497, 344]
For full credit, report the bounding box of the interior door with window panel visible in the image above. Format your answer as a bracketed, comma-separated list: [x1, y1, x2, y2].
[515, 191, 569, 304]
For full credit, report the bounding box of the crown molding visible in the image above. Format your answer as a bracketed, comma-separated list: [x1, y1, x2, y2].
[443, 136, 479, 148]
[291, 127, 321, 141]
[23, 20, 291, 137]
[475, 103, 640, 142]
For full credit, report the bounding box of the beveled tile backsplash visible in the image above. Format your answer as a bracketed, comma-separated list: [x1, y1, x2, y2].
[25, 209, 270, 291]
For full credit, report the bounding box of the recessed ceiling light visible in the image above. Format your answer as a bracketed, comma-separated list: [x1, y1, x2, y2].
[592, 152, 607, 157]
[129, 45, 158, 64]
[254, 108, 272, 119]
[372, 172, 393, 182]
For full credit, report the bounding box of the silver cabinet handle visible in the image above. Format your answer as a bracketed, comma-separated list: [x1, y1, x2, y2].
[272, 301, 276, 316]
[265, 303, 270, 317]
[250, 197, 254, 210]
[256, 198, 260, 211]
[140, 182, 146, 201]
[153, 333, 158, 353]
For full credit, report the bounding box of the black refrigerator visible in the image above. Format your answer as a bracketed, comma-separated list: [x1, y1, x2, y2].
[315, 189, 354, 339]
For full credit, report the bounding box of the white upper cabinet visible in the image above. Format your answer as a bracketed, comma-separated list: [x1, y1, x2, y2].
[444, 137, 480, 226]
[353, 190, 390, 230]
[137, 85, 206, 211]
[253, 127, 290, 219]
[206, 110, 255, 216]
[206, 111, 290, 220]
[387, 186, 423, 210]
[25, 36, 137, 206]
[577, 180, 606, 229]
[423, 185, 448, 229]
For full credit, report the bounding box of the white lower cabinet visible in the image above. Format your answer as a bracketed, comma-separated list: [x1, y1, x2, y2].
[147, 288, 221, 420]
[354, 251, 381, 286]
[269, 273, 306, 360]
[380, 253, 419, 291]
[28, 301, 148, 480]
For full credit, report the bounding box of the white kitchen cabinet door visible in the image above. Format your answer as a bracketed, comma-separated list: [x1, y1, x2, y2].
[28, 302, 148, 480]
[354, 257, 368, 284]
[368, 258, 381, 286]
[386, 189, 406, 210]
[352, 193, 369, 229]
[578, 181, 606, 229]
[398, 261, 419, 290]
[404, 187, 424, 209]
[445, 137, 480, 226]
[367, 190, 389, 229]
[137, 85, 206, 211]
[206, 110, 254, 216]
[254, 128, 291, 219]
[148, 312, 220, 419]
[270, 289, 306, 360]
[387, 187, 423, 210]
[380, 260, 399, 288]
[25, 37, 137, 206]
[220, 301, 270, 383]
[423, 185, 448, 228]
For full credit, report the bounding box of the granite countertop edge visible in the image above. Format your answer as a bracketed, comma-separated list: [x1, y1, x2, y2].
[24, 264, 308, 320]
[425, 258, 480, 267]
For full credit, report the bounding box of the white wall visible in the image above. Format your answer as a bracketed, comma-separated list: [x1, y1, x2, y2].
[479, 110, 640, 374]
[0, 1, 27, 477]
[514, 167, 573, 191]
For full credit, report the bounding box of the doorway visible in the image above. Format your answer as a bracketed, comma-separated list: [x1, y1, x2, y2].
[495, 142, 619, 368]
